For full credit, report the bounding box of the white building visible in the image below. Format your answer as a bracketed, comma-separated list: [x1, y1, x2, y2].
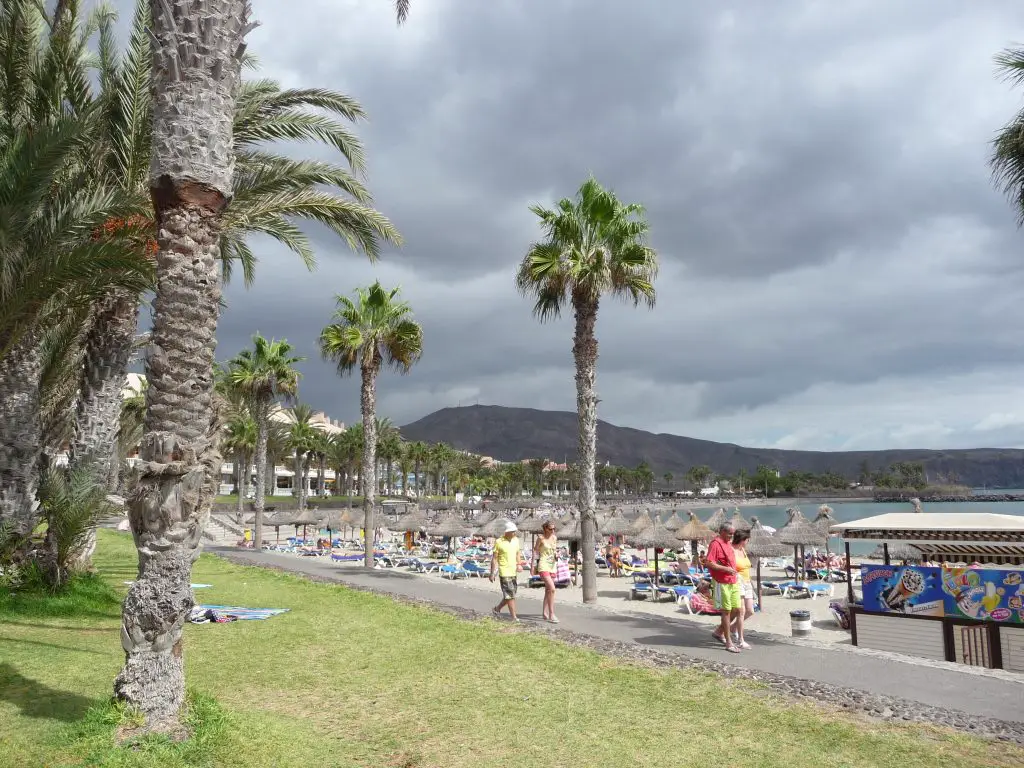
[123, 374, 350, 498]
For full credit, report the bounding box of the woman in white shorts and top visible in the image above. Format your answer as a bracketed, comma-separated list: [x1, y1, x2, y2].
[731, 529, 754, 649]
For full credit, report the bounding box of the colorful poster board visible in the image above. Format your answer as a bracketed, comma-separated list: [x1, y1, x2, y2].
[861, 565, 946, 616]
[861, 565, 1024, 624]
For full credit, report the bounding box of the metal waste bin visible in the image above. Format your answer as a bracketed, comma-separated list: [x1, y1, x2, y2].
[790, 609, 812, 637]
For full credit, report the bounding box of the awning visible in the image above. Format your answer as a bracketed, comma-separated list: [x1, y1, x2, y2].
[832, 512, 1024, 565]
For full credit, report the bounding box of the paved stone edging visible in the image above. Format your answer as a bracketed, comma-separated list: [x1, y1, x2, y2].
[213, 552, 1024, 744]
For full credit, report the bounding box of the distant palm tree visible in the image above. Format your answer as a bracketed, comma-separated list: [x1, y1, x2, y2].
[516, 177, 658, 603]
[319, 283, 423, 566]
[407, 440, 429, 497]
[225, 336, 303, 549]
[285, 404, 318, 512]
[224, 408, 258, 521]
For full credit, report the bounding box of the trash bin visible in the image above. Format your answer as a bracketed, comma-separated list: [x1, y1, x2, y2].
[790, 609, 812, 637]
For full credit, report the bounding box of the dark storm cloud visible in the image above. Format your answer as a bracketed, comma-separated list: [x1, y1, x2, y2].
[118, 0, 1024, 449]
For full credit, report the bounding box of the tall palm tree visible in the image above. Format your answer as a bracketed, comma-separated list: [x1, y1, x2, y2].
[225, 335, 303, 549]
[515, 177, 658, 603]
[114, 0, 256, 727]
[71, 2, 400, 509]
[309, 430, 330, 498]
[376, 421, 401, 495]
[319, 282, 423, 567]
[0, 117, 149, 537]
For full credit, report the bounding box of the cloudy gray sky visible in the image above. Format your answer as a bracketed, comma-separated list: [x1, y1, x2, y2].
[132, 0, 1024, 451]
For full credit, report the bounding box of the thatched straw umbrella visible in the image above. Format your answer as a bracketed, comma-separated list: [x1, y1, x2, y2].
[676, 511, 714, 567]
[291, 507, 321, 542]
[662, 511, 685, 532]
[629, 509, 654, 536]
[516, 510, 549, 535]
[264, 510, 298, 544]
[705, 507, 728, 532]
[728, 508, 751, 532]
[478, 515, 510, 538]
[747, 516, 790, 601]
[812, 504, 839, 557]
[321, 510, 344, 543]
[869, 542, 921, 564]
[629, 520, 679, 585]
[778, 507, 826, 581]
[599, 508, 632, 539]
[430, 513, 474, 554]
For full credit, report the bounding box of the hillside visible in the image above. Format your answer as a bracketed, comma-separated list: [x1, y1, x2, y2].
[400, 405, 1024, 488]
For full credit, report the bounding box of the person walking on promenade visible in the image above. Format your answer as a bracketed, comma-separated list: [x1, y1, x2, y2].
[707, 522, 742, 653]
[534, 520, 559, 623]
[731, 529, 754, 649]
[490, 520, 525, 621]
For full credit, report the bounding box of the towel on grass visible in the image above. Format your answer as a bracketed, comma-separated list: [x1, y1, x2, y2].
[189, 604, 289, 623]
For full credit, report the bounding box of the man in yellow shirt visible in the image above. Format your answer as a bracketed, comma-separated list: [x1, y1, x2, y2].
[490, 520, 524, 621]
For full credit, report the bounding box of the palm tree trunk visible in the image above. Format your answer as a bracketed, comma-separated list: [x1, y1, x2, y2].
[69, 289, 139, 491]
[573, 298, 599, 604]
[413, 462, 420, 498]
[360, 364, 378, 568]
[115, 0, 251, 732]
[235, 450, 245, 522]
[0, 331, 44, 539]
[253, 403, 269, 550]
[293, 452, 303, 510]
[317, 456, 325, 497]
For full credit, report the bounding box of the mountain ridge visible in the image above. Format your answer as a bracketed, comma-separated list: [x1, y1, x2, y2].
[399, 405, 1024, 488]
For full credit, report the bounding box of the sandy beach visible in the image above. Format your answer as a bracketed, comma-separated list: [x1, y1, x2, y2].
[329, 546, 855, 646]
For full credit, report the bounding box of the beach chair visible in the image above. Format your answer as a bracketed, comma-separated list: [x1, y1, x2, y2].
[440, 564, 467, 580]
[628, 573, 655, 600]
[780, 581, 834, 599]
[461, 560, 489, 578]
[672, 585, 697, 612]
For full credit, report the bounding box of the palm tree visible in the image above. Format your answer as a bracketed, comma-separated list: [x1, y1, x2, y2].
[225, 335, 303, 548]
[319, 282, 423, 567]
[376, 422, 402, 495]
[0, 116, 149, 538]
[396, 443, 413, 496]
[515, 177, 658, 603]
[223, 407, 258, 521]
[408, 440, 428, 497]
[71, 2, 399, 508]
[113, 0, 257, 726]
[309, 430, 330, 499]
[284, 403, 318, 512]
[991, 46, 1024, 222]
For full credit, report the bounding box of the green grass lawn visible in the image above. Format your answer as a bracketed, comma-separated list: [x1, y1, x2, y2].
[1, 532, 1021, 768]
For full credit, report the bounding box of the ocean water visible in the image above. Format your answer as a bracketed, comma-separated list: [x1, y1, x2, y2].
[655, 499, 1024, 557]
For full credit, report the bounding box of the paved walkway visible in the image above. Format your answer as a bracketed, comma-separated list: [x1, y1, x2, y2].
[214, 548, 1023, 723]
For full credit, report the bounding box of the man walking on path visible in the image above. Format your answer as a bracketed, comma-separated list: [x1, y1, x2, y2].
[706, 522, 742, 653]
[490, 520, 525, 621]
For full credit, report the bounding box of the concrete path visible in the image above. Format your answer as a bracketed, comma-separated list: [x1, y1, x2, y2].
[214, 548, 1024, 723]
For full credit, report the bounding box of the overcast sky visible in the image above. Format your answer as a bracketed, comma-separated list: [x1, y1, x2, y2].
[127, 1, 1024, 451]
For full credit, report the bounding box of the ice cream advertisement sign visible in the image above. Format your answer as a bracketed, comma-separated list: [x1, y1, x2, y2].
[861, 566, 945, 617]
[861, 565, 1024, 623]
[941, 566, 1024, 624]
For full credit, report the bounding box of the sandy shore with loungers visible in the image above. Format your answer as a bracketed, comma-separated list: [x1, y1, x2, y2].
[321, 539, 858, 646]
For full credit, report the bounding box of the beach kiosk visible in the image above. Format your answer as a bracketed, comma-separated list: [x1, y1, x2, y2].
[831, 513, 1024, 671]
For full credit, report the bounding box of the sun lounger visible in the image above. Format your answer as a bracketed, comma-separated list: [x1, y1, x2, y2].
[780, 581, 834, 599]
[440, 564, 467, 580]
[461, 560, 489, 578]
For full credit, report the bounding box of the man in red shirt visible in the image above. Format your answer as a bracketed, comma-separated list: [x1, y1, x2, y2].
[706, 522, 742, 653]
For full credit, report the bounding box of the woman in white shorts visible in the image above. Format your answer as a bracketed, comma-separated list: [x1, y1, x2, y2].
[731, 530, 755, 649]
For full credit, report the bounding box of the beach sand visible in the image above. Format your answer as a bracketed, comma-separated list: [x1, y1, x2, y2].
[330, 544, 856, 646]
